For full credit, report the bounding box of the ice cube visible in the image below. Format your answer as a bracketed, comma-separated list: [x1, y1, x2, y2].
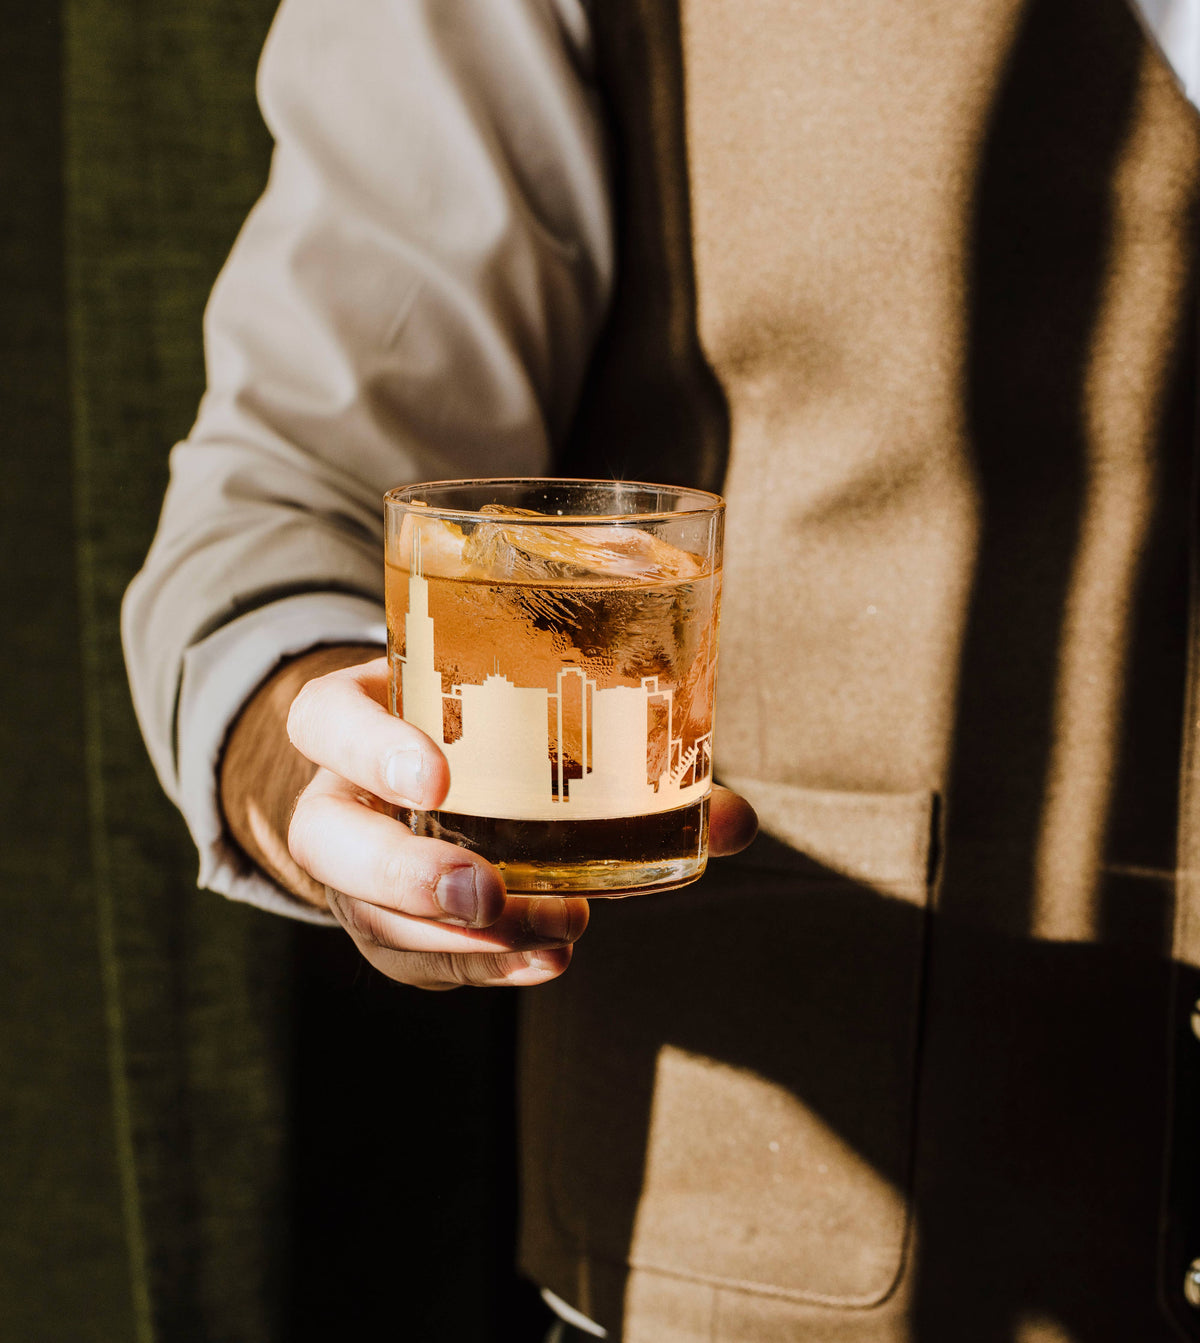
[462, 504, 706, 582]
[394, 509, 471, 579]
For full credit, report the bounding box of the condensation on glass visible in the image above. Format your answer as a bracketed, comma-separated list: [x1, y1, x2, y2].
[384, 479, 724, 895]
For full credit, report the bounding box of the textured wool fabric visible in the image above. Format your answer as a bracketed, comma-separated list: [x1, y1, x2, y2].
[528, 0, 1200, 1338]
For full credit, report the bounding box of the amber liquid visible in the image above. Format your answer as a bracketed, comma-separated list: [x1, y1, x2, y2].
[404, 795, 710, 895]
[386, 560, 720, 895]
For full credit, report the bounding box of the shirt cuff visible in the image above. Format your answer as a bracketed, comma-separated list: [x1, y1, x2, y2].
[541, 1288, 607, 1337]
[176, 591, 388, 925]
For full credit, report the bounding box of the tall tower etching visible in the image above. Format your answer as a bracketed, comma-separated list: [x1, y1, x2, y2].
[399, 555, 444, 745]
[395, 555, 712, 821]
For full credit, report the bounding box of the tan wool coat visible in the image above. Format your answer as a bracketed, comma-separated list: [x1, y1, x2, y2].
[523, 1, 1200, 1339]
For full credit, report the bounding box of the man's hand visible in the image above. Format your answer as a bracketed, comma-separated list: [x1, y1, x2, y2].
[221, 649, 757, 991]
[287, 657, 591, 988]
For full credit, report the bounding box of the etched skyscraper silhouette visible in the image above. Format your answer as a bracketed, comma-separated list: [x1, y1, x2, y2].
[396, 542, 711, 821]
[398, 536, 444, 745]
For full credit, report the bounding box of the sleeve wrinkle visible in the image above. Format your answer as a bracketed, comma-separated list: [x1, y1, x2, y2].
[122, 0, 614, 917]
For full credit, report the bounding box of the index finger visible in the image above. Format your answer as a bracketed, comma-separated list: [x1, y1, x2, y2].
[286, 656, 450, 810]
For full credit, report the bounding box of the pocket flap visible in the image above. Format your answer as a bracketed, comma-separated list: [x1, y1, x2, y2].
[721, 775, 939, 899]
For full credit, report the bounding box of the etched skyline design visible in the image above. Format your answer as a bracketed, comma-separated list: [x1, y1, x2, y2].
[396, 562, 712, 822]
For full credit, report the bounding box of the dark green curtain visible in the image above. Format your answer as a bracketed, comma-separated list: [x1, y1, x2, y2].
[1, 7, 541, 1340]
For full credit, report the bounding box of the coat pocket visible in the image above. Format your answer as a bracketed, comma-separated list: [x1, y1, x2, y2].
[520, 781, 937, 1309]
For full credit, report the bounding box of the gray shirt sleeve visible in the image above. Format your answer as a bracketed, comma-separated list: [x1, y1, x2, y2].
[121, 0, 613, 918]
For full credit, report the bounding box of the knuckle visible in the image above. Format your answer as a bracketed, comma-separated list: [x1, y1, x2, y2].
[443, 954, 475, 987]
[287, 793, 321, 871]
[324, 885, 348, 924]
[285, 682, 316, 748]
[286, 675, 331, 749]
[378, 847, 418, 909]
[336, 894, 390, 950]
[410, 952, 463, 991]
[457, 951, 522, 986]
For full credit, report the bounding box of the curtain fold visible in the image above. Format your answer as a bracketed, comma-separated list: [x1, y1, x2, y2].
[1, 11, 144, 1341]
[2, 5, 539, 1338]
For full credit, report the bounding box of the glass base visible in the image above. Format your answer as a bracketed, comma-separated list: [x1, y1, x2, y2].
[404, 795, 709, 896]
[497, 854, 707, 896]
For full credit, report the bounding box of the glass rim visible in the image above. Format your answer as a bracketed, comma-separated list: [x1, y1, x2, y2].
[383, 477, 724, 524]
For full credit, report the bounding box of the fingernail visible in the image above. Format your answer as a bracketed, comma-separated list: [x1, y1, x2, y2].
[384, 747, 424, 801]
[526, 898, 572, 943]
[436, 866, 481, 924]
